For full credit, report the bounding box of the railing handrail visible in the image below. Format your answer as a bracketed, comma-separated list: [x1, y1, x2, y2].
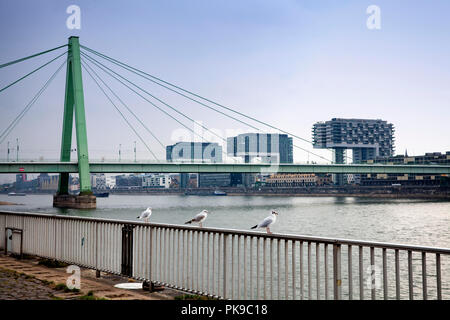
[1, 209, 449, 255]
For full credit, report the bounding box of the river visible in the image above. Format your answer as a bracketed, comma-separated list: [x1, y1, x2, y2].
[1, 193, 449, 248]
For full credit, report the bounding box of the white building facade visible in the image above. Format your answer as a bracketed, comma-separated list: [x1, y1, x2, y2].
[142, 174, 171, 188]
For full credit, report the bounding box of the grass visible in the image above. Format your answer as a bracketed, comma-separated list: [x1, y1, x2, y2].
[174, 294, 218, 300]
[41, 279, 54, 286]
[78, 291, 107, 300]
[37, 259, 69, 268]
[54, 283, 80, 293]
[10, 253, 35, 260]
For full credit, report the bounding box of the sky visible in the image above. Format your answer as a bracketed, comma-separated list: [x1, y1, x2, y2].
[0, 0, 449, 182]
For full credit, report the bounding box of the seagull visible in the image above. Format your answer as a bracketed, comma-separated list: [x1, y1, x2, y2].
[137, 207, 152, 223]
[251, 210, 278, 234]
[185, 210, 210, 228]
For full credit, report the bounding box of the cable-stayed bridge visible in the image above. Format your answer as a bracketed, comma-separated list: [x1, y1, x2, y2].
[1, 37, 449, 208]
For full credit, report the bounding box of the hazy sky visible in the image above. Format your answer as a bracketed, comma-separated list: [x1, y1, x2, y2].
[1, 0, 449, 182]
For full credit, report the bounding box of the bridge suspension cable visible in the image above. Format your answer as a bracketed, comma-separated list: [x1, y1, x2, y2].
[0, 60, 67, 145]
[81, 51, 229, 145]
[80, 52, 235, 162]
[0, 44, 67, 69]
[82, 59, 165, 150]
[0, 51, 67, 94]
[81, 62, 159, 161]
[80, 46, 334, 163]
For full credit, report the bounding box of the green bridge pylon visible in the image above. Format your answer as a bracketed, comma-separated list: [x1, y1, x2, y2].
[57, 36, 92, 196]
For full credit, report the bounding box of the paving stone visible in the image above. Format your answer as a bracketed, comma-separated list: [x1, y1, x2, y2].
[0, 253, 184, 300]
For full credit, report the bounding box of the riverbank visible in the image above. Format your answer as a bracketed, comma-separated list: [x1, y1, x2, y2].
[0, 253, 183, 300]
[2, 186, 450, 200]
[110, 186, 450, 200]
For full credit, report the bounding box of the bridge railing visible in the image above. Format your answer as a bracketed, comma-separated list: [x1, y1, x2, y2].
[1, 210, 449, 300]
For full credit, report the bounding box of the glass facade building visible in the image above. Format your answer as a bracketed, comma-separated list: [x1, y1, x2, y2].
[227, 133, 293, 164]
[312, 118, 395, 185]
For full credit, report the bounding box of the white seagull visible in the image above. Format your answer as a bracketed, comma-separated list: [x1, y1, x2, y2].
[137, 207, 152, 223]
[185, 210, 210, 228]
[251, 210, 278, 234]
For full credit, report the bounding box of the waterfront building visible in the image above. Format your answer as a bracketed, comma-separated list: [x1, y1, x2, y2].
[227, 133, 293, 187]
[360, 151, 450, 186]
[227, 133, 293, 164]
[198, 173, 243, 188]
[142, 174, 171, 188]
[166, 141, 223, 189]
[115, 174, 143, 188]
[90, 173, 106, 190]
[312, 118, 395, 184]
[265, 173, 332, 187]
[37, 173, 59, 191]
[14, 174, 38, 191]
[105, 175, 116, 189]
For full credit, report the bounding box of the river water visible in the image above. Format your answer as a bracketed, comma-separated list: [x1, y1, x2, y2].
[1, 194, 449, 247]
[1, 193, 449, 299]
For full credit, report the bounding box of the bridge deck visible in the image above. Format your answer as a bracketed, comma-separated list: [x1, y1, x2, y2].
[0, 162, 449, 174]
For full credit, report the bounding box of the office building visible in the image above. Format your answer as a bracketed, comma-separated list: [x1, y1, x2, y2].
[227, 133, 293, 164]
[142, 174, 171, 188]
[360, 151, 450, 186]
[166, 141, 223, 189]
[226, 133, 293, 187]
[198, 173, 243, 188]
[312, 118, 395, 184]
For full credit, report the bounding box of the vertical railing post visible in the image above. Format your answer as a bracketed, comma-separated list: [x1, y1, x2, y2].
[348, 245, 352, 300]
[421, 252, 427, 300]
[436, 253, 442, 300]
[300, 241, 304, 300]
[333, 243, 342, 300]
[316, 243, 320, 300]
[395, 249, 400, 299]
[257, 237, 260, 300]
[149, 226, 153, 282]
[370, 247, 375, 300]
[359, 246, 364, 300]
[408, 250, 413, 300]
[244, 236, 247, 299]
[223, 234, 228, 299]
[382, 248, 388, 300]
[292, 241, 296, 300]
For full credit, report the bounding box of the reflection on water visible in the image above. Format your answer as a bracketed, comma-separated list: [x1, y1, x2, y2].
[0, 194, 449, 247]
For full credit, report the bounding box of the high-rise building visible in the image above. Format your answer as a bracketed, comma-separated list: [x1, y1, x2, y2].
[198, 173, 243, 188]
[166, 142, 222, 163]
[226, 133, 293, 187]
[312, 118, 395, 184]
[166, 142, 223, 189]
[91, 173, 106, 190]
[227, 133, 293, 164]
[37, 173, 59, 191]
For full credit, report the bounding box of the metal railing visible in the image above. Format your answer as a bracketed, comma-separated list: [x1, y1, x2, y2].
[1, 210, 449, 300]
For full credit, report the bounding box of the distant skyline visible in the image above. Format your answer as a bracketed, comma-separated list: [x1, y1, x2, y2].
[1, 0, 449, 183]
